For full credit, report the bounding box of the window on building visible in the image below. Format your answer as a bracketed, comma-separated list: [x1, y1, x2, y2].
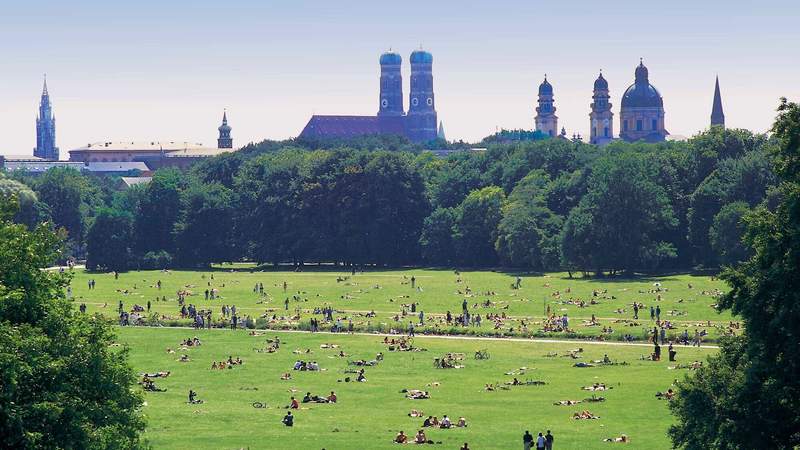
[636, 120, 643, 131]
[624, 120, 628, 131]
[604, 127, 609, 137]
[652, 119, 658, 130]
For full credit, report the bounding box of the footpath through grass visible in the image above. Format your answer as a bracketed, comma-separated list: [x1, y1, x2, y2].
[72, 267, 736, 342]
[121, 326, 715, 449]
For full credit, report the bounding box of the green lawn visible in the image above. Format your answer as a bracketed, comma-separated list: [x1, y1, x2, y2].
[70, 267, 735, 342]
[119, 326, 715, 449]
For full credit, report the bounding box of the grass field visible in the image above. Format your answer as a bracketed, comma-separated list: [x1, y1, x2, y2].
[69, 267, 736, 342]
[119, 326, 716, 449]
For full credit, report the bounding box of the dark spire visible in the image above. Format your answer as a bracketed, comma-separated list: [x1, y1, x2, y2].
[42, 74, 48, 96]
[711, 76, 725, 128]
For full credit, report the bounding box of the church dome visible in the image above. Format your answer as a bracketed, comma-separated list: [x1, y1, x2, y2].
[594, 72, 608, 90]
[538, 77, 553, 95]
[621, 61, 663, 108]
[380, 51, 402, 65]
[410, 49, 433, 64]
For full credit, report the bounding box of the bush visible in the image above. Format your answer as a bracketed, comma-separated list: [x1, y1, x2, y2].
[140, 250, 173, 270]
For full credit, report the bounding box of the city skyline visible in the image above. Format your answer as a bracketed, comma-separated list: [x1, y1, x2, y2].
[1, 0, 798, 157]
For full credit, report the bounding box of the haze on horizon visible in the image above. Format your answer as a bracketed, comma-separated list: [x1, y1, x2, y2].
[1, 0, 798, 157]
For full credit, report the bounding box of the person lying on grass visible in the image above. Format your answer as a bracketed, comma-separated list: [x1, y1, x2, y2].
[573, 410, 600, 419]
[140, 376, 166, 392]
[403, 389, 430, 400]
[582, 383, 611, 391]
[140, 371, 170, 378]
[302, 392, 330, 404]
[554, 400, 582, 406]
[603, 434, 629, 443]
[655, 388, 675, 400]
[408, 409, 425, 417]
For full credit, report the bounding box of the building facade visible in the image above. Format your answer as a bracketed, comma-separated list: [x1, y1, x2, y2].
[589, 72, 614, 145]
[299, 49, 439, 143]
[619, 60, 667, 142]
[34, 77, 59, 160]
[534, 77, 558, 137]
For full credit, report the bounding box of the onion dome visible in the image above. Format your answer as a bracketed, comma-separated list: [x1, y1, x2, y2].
[410, 49, 433, 64]
[379, 51, 402, 65]
[538, 76, 553, 95]
[594, 72, 608, 90]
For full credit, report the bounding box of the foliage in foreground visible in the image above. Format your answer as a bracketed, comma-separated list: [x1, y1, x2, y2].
[0, 197, 145, 449]
[669, 99, 800, 449]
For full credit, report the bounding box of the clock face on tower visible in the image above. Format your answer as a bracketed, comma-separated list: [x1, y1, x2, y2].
[411, 97, 419, 106]
[381, 99, 388, 108]
[426, 97, 433, 106]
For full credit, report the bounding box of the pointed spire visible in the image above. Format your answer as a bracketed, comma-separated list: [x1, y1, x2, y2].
[42, 74, 48, 96]
[437, 120, 446, 140]
[711, 76, 725, 128]
[222, 109, 228, 124]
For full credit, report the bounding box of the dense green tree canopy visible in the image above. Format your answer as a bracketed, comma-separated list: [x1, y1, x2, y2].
[669, 99, 800, 449]
[0, 197, 145, 448]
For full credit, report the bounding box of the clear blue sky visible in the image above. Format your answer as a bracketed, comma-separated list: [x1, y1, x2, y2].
[1, 0, 798, 157]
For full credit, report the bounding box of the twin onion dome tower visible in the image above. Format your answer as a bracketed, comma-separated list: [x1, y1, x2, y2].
[536, 60, 725, 144]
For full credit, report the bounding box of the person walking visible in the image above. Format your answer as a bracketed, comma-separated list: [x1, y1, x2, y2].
[523, 431, 534, 450]
[536, 432, 546, 450]
[545, 430, 554, 450]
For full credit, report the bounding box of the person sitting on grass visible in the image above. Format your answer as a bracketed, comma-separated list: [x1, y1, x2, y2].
[414, 429, 428, 444]
[288, 396, 299, 409]
[327, 391, 337, 403]
[422, 416, 433, 427]
[395, 430, 408, 444]
[456, 417, 467, 427]
[655, 388, 675, 400]
[282, 412, 294, 427]
[281, 373, 292, 380]
[440, 415, 452, 429]
[460, 443, 470, 450]
[188, 389, 203, 404]
[356, 369, 367, 382]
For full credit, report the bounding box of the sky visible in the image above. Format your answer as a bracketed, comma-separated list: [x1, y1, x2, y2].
[1, 0, 798, 158]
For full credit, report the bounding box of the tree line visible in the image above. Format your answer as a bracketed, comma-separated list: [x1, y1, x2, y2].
[1, 126, 777, 274]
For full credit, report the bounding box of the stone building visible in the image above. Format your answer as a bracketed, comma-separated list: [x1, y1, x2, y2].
[589, 72, 614, 145]
[619, 60, 668, 142]
[534, 76, 558, 137]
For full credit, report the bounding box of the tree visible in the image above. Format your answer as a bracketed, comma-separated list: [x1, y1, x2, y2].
[419, 207, 457, 265]
[174, 182, 236, 266]
[560, 152, 677, 274]
[453, 186, 506, 266]
[133, 168, 184, 257]
[0, 175, 49, 228]
[708, 201, 751, 266]
[33, 167, 101, 248]
[86, 208, 134, 271]
[0, 196, 145, 448]
[495, 170, 563, 269]
[669, 99, 800, 449]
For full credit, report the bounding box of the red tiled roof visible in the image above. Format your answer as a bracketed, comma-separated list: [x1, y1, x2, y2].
[299, 115, 407, 139]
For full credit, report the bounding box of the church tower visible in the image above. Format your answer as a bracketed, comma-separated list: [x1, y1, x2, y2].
[34, 75, 59, 160]
[378, 51, 404, 117]
[589, 71, 614, 145]
[534, 76, 558, 137]
[710, 76, 725, 128]
[406, 49, 437, 142]
[217, 110, 233, 149]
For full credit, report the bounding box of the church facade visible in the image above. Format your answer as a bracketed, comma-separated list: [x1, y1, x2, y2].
[619, 60, 668, 142]
[299, 49, 439, 143]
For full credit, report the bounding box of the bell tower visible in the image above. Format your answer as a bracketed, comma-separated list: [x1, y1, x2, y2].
[217, 110, 233, 149]
[590, 71, 614, 145]
[406, 48, 437, 142]
[378, 50, 404, 117]
[534, 76, 558, 137]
